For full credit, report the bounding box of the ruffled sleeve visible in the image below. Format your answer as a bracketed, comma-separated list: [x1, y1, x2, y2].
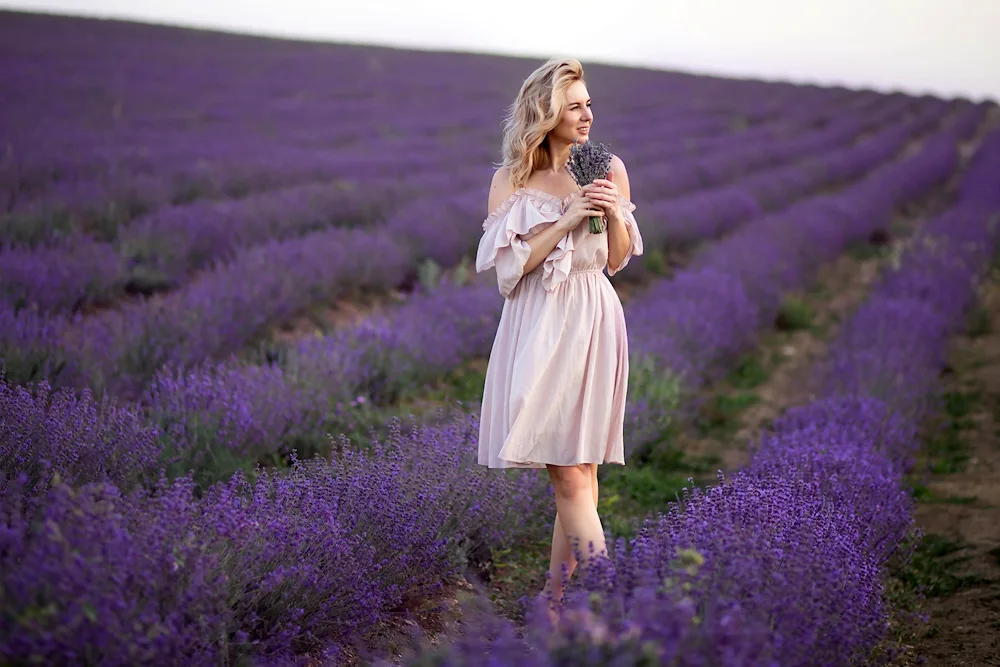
[607, 194, 644, 276]
[476, 192, 573, 299]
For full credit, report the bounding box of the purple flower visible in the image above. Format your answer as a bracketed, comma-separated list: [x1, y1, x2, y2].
[566, 139, 614, 233]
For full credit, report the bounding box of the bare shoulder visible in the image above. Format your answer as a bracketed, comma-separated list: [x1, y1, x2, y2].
[488, 166, 515, 214]
[609, 154, 631, 200]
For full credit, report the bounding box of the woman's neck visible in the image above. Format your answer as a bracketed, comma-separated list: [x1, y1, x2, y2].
[544, 138, 572, 173]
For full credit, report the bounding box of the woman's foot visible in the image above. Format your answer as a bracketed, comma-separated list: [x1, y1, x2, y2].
[536, 585, 562, 629]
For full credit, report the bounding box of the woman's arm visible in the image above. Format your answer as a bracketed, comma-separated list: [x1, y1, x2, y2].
[521, 222, 574, 275]
[486, 167, 590, 277]
[604, 155, 633, 271]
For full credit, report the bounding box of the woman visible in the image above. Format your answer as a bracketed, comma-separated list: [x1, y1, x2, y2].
[475, 58, 643, 611]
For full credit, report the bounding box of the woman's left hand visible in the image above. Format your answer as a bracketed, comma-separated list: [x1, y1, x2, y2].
[581, 172, 621, 220]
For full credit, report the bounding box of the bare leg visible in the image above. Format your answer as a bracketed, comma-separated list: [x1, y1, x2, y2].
[543, 464, 604, 606]
[591, 462, 599, 507]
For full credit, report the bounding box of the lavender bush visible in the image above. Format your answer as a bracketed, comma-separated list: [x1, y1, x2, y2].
[0, 474, 233, 665]
[2, 94, 931, 319]
[0, 380, 160, 503]
[0, 300, 68, 386]
[7, 100, 957, 401]
[0, 235, 123, 314]
[0, 413, 554, 664]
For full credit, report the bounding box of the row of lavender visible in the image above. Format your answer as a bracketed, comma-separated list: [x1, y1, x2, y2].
[0, 106, 972, 542]
[0, 93, 922, 316]
[621, 129, 962, 451]
[390, 130, 1000, 667]
[5, 96, 972, 444]
[0, 122, 988, 667]
[6, 86, 875, 225]
[2, 98, 853, 249]
[3, 11, 884, 242]
[1, 127, 992, 667]
[0, 404, 557, 664]
[0, 99, 957, 400]
[629, 99, 957, 262]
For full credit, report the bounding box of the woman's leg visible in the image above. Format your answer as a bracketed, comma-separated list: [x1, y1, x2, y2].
[544, 463, 605, 603]
[591, 462, 599, 507]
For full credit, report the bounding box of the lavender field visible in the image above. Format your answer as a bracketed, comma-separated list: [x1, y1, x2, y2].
[2, 9, 1000, 667]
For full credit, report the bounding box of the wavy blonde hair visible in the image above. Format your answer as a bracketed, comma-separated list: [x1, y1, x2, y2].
[498, 58, 585, 189]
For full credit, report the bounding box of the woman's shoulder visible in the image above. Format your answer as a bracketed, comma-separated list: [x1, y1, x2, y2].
[487, 166, 515, 215]
[607, 153, 632, 200]
[483, 167, 523, 231]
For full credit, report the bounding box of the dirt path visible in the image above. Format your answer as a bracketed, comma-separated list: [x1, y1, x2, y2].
[903, 273, 1000, 666]
[677, 198, 943, 474]
[677, 119, 991, 478]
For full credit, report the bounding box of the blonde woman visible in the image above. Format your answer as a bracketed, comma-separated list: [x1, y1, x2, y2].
[475, 58, 643, 613]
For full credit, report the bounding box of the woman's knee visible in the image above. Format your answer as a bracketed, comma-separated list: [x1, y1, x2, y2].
[547, 464, 592, 501]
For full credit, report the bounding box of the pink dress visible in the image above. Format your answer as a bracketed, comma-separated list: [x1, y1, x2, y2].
[475, 186, 644, 469]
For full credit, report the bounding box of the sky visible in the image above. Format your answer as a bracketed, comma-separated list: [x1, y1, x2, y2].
[2, 0, 998, 102]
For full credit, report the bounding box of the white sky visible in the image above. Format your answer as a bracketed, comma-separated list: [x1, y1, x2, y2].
[3, 0, 998, 101]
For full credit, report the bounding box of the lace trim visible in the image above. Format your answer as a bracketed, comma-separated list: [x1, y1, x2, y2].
[480, 188, 635, 231]
[481, 187, 578, 231]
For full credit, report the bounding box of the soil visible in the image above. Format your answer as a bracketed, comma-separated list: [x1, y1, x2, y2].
[678, 209, 924, 474]
[905, 275, 1000, 667]
[269, 288, 407, 344]
[677, 117, 995, 478]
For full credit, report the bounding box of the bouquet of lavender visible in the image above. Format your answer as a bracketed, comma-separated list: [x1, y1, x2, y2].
[566, 138, 613, 233]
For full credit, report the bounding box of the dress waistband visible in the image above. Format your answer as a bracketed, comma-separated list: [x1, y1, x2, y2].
[525, 266, 606, 278]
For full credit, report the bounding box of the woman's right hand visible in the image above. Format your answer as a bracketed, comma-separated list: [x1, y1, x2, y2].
[556, 193, 605, 232]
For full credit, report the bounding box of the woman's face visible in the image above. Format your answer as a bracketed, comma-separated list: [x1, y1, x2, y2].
[551, 80, 593, 144]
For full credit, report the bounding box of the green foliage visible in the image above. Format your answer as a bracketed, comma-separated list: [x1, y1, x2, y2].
[432, 365, 487, 404]
[774, 297, 814, 331]
[696, 391, 760, 436]
[0, 344, 66, 387]
[644, 445, 719, 476]
[126, 263, 173, 294]
[600, 441, 717, 539]
[642, 247, 667, 276]
[847, 240, 894, 261]
[154, 417, 268, 494]
[944, 389, 980, 421]
[908, 482, 978, 505]
[926, 426, 971, 475]
[893, 534, 987, 598]
[629, 355, 683, 416]
[417, 258, 442, 290]
[601, 466, 690, 523]
[727, 354, 769, 389]
[451, 257, 472, 287]
[965, 304, 992, 337]
[920, 389, 980, 475]
[728, 115, 750, 132]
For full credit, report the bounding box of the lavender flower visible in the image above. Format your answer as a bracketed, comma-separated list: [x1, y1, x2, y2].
[566, 139, 614, 233]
